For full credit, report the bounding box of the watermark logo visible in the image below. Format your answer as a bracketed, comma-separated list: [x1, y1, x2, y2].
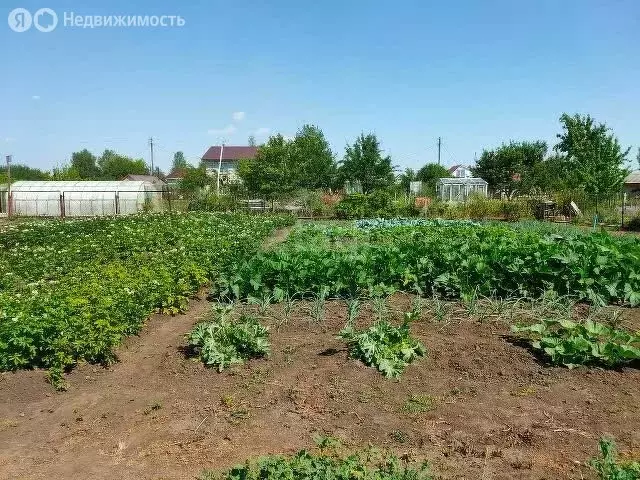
[34, 8, 57, 32]
[8, 7, 32, 32]
[7, 8, 185, 32]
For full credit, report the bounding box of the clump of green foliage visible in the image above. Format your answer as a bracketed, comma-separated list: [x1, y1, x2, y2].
[187, 306, 270, 371]
[338, 311, 426, 378]
[335, 191, 417, 219]
[590, 438, 640, 480]
[219, 221, 640, 307]
[0, 212, 293, 388]
[198, 441, 431, 480]
[511, 319, 640, 368]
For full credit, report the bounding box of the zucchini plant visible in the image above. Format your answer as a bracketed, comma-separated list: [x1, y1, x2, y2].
[511, 319, 640, 368]
[338, 310, 426, 378]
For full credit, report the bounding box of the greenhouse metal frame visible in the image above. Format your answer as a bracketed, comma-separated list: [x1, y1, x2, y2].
[436, 177, 488, 202]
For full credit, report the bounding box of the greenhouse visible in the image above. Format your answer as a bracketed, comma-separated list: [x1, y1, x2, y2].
[6, 181, 164, 217]
[436, 177, 488, 202]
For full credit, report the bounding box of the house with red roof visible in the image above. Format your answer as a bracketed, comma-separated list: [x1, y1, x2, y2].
[201, 145, 258, 177]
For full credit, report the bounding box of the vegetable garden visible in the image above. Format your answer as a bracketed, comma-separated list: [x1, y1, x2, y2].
[1, 215, 639, 479]
[0, 212, 293, 386]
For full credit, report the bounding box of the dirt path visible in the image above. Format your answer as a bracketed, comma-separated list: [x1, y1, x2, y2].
[1, 295, 639, 480]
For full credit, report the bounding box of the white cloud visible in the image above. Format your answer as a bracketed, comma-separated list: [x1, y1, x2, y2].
[32, 95, 40, 100]
[255, 127, 271, 136]
[207, 125, 237, 136]
[4, 137, 15, 143]
[232, 111, 246, 122]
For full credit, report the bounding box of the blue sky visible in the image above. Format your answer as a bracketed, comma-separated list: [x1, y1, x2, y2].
[2, 0, 639, 173]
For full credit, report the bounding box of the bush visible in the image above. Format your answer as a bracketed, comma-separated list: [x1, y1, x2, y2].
[188, 194, 239, 212]
[186, 306, 270, 371]
[335, 191, 417, 219]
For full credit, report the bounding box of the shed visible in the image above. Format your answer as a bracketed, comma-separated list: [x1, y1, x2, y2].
[8, 180, 162, 217]
[625, 171, 640, 195]
[436, 177, 488, 202]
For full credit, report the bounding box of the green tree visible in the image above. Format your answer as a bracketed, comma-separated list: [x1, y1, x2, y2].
[291, 124, 336, 190]
[172, 151, 187, 170]
[472, 141, 547, 197]
[636, 147, 640, 170]
[98, 150, 148, 180]
[71, 149, 100, 179]
[397, 168, 416, 194]
[237, 134, 297, 202]
[179, 164, 211, 195]
[415, 163, 451, 196]
[51, 164, 81, 180]
[555, 113, 630, 209]
[0, 164, 50, 181]
[339, 133, 395, 193]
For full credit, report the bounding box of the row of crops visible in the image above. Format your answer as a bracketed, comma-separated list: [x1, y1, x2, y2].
[215, 220, 640, 306]
[0, 213, 294, 386]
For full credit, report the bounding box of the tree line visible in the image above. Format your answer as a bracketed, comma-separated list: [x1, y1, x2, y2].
[472, 114, 632, 204]
[0, 149, 151, 183]
[234, 125, 452, 200]
[2, 113, 633, 205]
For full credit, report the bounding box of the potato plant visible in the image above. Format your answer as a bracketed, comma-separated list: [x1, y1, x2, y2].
[199, 445, 432, 480]
[0, 213, 293, 386]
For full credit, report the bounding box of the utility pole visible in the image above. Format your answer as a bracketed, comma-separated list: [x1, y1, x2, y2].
[437, 137, 442, 165]
[5, 155, 11, 185]
[5, 155, 12, 216]
[216, 142, 225, 196]
[149, 137, 155, 175]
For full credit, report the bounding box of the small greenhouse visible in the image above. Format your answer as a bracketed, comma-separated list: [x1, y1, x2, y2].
[7, 181, 163, 217]
[436, 177, 488, 202]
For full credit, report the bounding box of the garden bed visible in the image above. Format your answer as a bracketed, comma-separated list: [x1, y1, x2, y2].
[1, 294, 639, 479]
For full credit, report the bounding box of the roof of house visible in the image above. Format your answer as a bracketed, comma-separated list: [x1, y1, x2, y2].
[448, 164, 463, 173]
[166, 168, 187, 180]
[202, 146, 258, 161]
[123, 174, 166, 184]
[625, 171, 640, 184]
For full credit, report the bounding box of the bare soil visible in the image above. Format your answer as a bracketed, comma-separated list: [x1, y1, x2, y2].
[1, 295, 639, 480]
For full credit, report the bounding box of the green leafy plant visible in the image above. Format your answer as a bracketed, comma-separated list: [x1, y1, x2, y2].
[338, 310, 426, 378]
[222, 221, 640, 308]
[590, 438, 640, 480]
[198, 447, 431, 480]
[0, 212, 294, 387]
[511, 319, 640, 368]
[186, 308, 270, 372]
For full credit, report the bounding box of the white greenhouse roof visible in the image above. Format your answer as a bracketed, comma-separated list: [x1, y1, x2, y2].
[10, 181, 153, 192]
[437, 177, 488, 185]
